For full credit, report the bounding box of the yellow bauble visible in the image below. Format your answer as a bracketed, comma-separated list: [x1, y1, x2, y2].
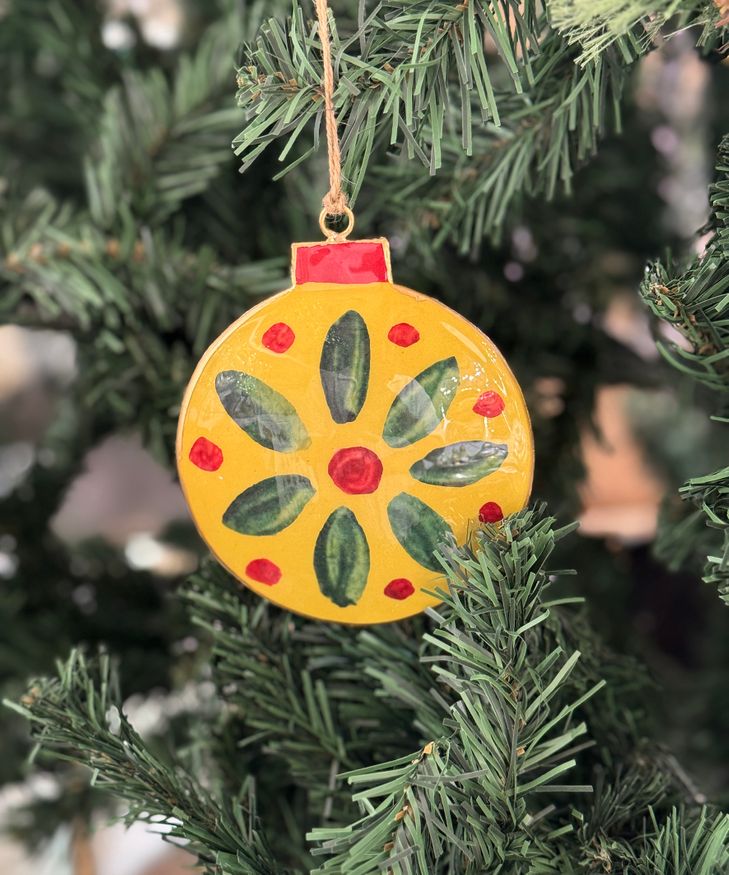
[177, 238, 533, 624]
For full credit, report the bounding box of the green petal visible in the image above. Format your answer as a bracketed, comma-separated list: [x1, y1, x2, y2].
[216, 370, 310, 453]
[410, 440, 508, 487]
[314, 507, 370, 607]
[223, 475, 315, 535]
[320, 310, 370, 423]
[387, 493, 453, 572]
[383, 357, 460, 448]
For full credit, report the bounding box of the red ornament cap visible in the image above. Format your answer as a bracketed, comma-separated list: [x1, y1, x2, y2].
[293, 239, 391, 285]
[189, 437, 223, 471]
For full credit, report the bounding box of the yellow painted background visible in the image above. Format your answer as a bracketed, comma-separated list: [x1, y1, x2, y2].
[177, 273, 534, 624]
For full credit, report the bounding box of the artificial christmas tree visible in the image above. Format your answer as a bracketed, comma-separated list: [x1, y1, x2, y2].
[2, 0, 729, 872]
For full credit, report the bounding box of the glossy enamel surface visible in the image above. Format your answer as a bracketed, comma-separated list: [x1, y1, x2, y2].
[177, 239, 534, 624]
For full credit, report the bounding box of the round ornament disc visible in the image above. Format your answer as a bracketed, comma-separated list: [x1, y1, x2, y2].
[177, 239, 533, 624]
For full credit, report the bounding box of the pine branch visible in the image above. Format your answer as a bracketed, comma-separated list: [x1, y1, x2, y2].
[87, 16, 244, 227]
[548, 0, 723, 66]
[0, 0, 120, 193]
[230, 1, 720, 248]
[633, 807, 729, 872]
[184, 565, 428, 819]
[680, 467, 729, 603]
[234, 1, 543, 194]
[641, 134, 729, 603]
[369, 31, 629, 252]
[0, 5, 302, 460]
[1, 191, 285, 345]
[309, 508, 601, 872]
[308, 507, 722, 873]
[8, 651, 285, 875]
[233, 2, 634, 248]
[0, 189, 286, 456]
[13, 509, 724, 872]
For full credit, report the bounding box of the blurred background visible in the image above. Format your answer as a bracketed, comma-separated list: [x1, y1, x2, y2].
[1, 0, 728, 872]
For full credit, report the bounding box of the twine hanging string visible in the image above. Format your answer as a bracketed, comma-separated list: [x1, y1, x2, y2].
[315, 0, 354, 240]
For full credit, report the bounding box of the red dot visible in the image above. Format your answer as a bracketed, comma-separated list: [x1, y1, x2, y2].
[388, 323, 420, 347]
[473, 390, 505, 418]
[246, 558, 281, 585]
[189, 437, 223, 471]
[328, 446, 383, 494]
[384, 578, 415, 600]
[479, 502, 504, 523]
[262, 322, 295, 353]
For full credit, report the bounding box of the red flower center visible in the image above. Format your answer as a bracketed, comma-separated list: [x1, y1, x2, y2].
[328, 446, 383, 494]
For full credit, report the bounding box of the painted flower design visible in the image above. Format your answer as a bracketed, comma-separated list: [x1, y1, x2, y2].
[191, 309, 509, 609]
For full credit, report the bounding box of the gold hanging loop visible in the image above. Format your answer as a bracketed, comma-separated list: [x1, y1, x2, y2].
[319, 205, 355, 241]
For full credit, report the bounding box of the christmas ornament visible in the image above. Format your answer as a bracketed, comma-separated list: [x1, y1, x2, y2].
[177, 234, 533, 623]
[176, 0, 533, 624]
